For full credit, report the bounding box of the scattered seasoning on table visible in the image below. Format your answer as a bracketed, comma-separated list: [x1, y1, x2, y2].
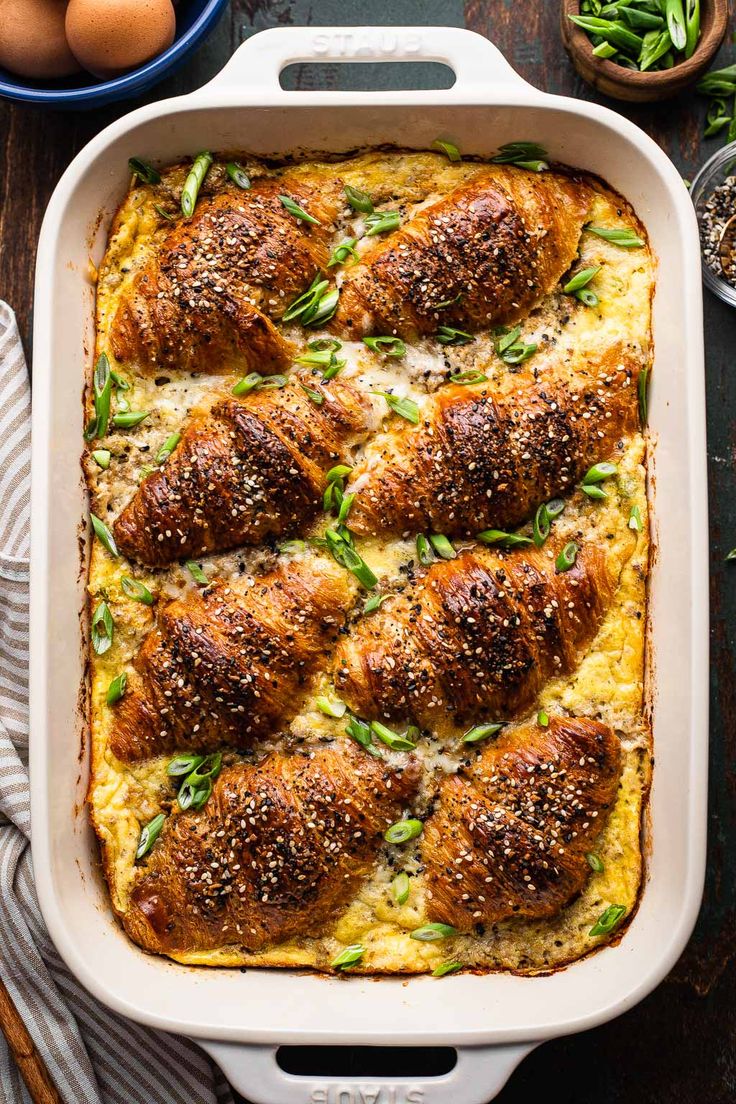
[699, 176, 736, 284]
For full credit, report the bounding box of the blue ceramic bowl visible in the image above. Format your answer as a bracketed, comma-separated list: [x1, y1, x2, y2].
[0, 0, 229, 108]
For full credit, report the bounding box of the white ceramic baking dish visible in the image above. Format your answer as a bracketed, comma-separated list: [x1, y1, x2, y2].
[29, 26, 708, 1104]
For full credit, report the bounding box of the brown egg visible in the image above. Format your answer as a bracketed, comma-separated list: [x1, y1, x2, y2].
[65, 0, 175, 79]
[0, 0, 81, 79]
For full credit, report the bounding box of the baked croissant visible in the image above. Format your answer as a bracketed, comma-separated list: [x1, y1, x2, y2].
[348, 350, 640, 538]
[114, 375, 372, 567]
[124, 742, 420, 955]
[334, 167, 593, 340]
[334, 542, 616, 728]
[111, 558, 353, 762]
[422, 717, 622, 930]
[108, 171, 344, 374]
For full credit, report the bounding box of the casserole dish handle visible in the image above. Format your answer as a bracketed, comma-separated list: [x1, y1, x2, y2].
[197, 1040, 538, 1104]
[207, 25, 531, 96]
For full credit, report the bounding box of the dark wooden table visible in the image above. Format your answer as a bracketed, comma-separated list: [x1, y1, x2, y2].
[1, 1, 734, 1101]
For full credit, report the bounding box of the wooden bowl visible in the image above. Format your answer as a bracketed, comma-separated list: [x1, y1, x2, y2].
[560, 0, 728, 102]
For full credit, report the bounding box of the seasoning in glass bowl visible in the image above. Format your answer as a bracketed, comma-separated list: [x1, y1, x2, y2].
[699, 175, 736, 284]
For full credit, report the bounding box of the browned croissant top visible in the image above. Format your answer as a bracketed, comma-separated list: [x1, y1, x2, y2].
[124, 742, 420, 955]
[114, 375, 372, 567]
[348, 349, 641, 538]
[334, 542, 616, 728]
[422, 717, 622, 930]
[333, 167, 593, 341]
[111, 558, 354, 762]
[108, 171, 344, 374]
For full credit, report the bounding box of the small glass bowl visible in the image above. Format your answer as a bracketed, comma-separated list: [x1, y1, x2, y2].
[690, 140, 736, 309]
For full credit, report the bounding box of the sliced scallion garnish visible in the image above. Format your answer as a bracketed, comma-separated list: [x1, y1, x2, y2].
[638, 366, 650, 426]
[226, 162, 250, 189]
[449, 369, 487, 385]
[120, 575, 154, 605]
[431, 138, 461, 161]
[177, 752, 222, 812]
[186, 560, 208, 586]
[232, 372, 263, 396]
[416, 534, 434, 566]
[533, 498, 565, 547]
[106, 672, 127, 705]
[136, 813, 165, 860]
[363, 593, 388, 614]
[629, 504, 644, 532]
[328, 237, 359, 266]
[429, 533, 456, 560]
[181, 151, 213, 218]
[555, 541, 580, 573]
[462, 722, 505, 745]
[91, 600, 114, 656]
[374, 391, 419, 425]
[337, 492, 355, 524]
[477, 529, 533, 549]
[494, 325, 538, 365]
[344, 185, 374, 214]
[582, 484, 608, 500]
[128, 157, 160, 184]
[325, 529, 377, 589]
[112, 411, 150, 429]
[91, 514, 119, 558]
[436, 326, 473, 346]
[363, 336, 406, 357]
[91, 449, 111, 470]
[92, 352, 112, 440]
[371, 720, 416, 752]
[537, 709, 549, 728]
[583, 461, 618, 484]
[156, 431, 181, 465]
[153, 204, 176, 221]
[384, 818, 423, 844]
[586, 852, 605, 874]
[316, 696, 347, 718]
[345, 715, 381, 757]
[586, 224, 645, 248]
[364, 210, 400, 236]
[300, 383, 324, 405]
[563, 266, 602, 294]
[392, 871, 411, 905]
[331, 944, 365, 970]
[410, 923, 457, 942]
[279, 194, 321, 225]
[589, 903, 626, 937]
[491, 141, 549, 171]
[167, 753, 205, 778]
[432, 961, 463, 977]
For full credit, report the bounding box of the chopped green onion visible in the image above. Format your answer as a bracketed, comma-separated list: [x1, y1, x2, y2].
[325, 529, 377, 589]
[638, 366, 650, 426]
[345, 715, 381, 757]
[92, 352, 112, 440]
[363, 336, 406, 357]
[167, 753, 205, 778]
[374, 391, 419, 425]
[582, 484, 608, 500]
[384, 818, 423, 844]
[364, 210, 400, 236]
[583, 461, 618, 484]
[337, 492, 355, 524]
[429, 533, 456, 560]
[310, 337, 342, 353]
[726, 548, 736, 561]
[431, 139, 461, 161]
[328, 238, 359, 266]
[537, 710, 550, 728]
[410, 923, 457, 942]
[91, 600, 114, 656]
[136, 813, 165, 860]
[491, 142, 549, 170]
[344, 185, 374, 213]
[371, 720, 417, 752]
[568, 15, 643, 52]
[586, 225, 644, 248]
[279, 194, 321, 225]
[416, 534, 434, 566]
[586, 852, 605, 873]
[91, 449, 111, 469]
[495, 325, 538, 365]
[322, 357, 345, 380]
[111, 411, 149, 429]
[593, 40, 618, 58]
[575, 287, 600, 308]
[226, 162, 250, 189]
[665, 0, 687, 50]
[326, 464, 352, 482]
[186, 560, 209, 586]
[556, 541, 580, 573]
[300, 383, 324, 405]
[477, 529, 533, 549]
[449, 369, 487, 385]
[316, 696, 347, 718]
[629, 504, 644, 532]
[363, 593, 388, 614]
[279, 539, 307, 555]
[153, 204, 176, 221]
[181, 151, 213, 218]
[462, 722, 505, 745]
[156, 431, 181, 465]
[392, 872, 411, 905]
[640, 28, 673, 71]
[128, 158, 160, 184]
[563, 266, 601, 294]
[309, 287, 340, 326]
[589, 903, 626, 937]
[110, 370, 129, 391]
[106, 672, 127, 705]
[283, 277, 329, 323]
[294, 348, 333, 368]
[331, 944, 365, 970]
[121, 576, 154, 605]
[533, 499, 564, 547]
[685, 0, 700, 59]
[436, 326, 473, 346]
[177, 753, 222, 812]
[432, 961, 463, 977]
[232, 372, 264, 396]
[91, 514, 119, 558]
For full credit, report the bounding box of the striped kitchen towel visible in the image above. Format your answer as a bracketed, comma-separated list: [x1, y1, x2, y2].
[0, 301, 235, 1104]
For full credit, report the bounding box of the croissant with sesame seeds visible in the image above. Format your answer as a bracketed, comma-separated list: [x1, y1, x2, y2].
[124, 741, 420, 955]
[421, 716, 622, 930]
[110, 557, 355, 763]
[113, 374, 373, 567]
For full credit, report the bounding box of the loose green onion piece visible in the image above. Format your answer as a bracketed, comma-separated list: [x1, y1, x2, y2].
[309, 337, 342, 353]
[537, 710, 550, 728]
[120, 575, 154, 605]
[586, 224, 644, 248]
[586, 852, 605, 874]
[128, 157, 160, 184]
[345, 715, 381, 757]
[568, 14, 643, 52]
[110, 369, 130, 391]
[685, 0, 700, 59]
[563, 266, 601, 294]
[363, 336, 407, 357]
[726, 548, 736, 561]
[327, 238, 359, 266]
[178, 777, 211, 811]
[583, 461, 618, 485]
[371, 720, 417, 752]
[664, 0, 687, 50]
[344, 185, 374, 214]
[156, 431, 181, 465]
[186, 560, 208, 586]
[392, 872, 411, 905]
[91, 600, 114, 656]
[384, 818, 423, 844]
[283, 276, 329, 323]
[432, 961, 463, 977]
[181, 151, 213, 218]
[167, 753, 205, 778]
[322, 357, 346, 381]
[84, 417, 98, 442]
[331, 944, 365, 970]
[327, 463, 352, 483]
[337, 492, 355, 524]
[364, 210, 400, 236]
[592, 40, 618, 58]
[301, 383, 324, 405]
[316, 696, 347, 718]
[546, 498, 565, 519]
[416, 534, 434, 566]
[91, 513, 119, 558]
[226, 161, 250, 189]
[556, 541, 580, 573]
[308, 287, 340, 326]
[111, 411, 149, 429]
[629, 504, 644, 532]
[462, 722, 505, 745]
[436, 326, 474, 346]
[363, 593, 388, 614]
[449, 369, 487, 385]
[136, 813, 165, 860]
[491, 142, 548, 169]
[431, 139, 461, 161]
[92, 449, 111, 470]
[232, 372, 263, 396]
[153, 204, 176, 221]
[259, 375, 288, 391]
[279, 539, 307, 555]
[115, 394, 130, 414]
[496, 330, 538, 365]
[582, 484, 608, 500]
[181, 752, 222, 789]
[533, 501, 561, 547]
[137, 463, 154, 483]
[294, 348, 333, 368]
[410, 923, 457, 942]
[93, 352, 112, 440]
[279, 194, 321, 225]
[619, 7, 665, 32]
[477, 529, 533, 549]
[639, 28, 673, 72]
[106, 672, 127, 705]
[429, 533, 456, 560]
[589, 903, 627, 937]
[575, 287, 600, 308]
[325, 529, 377, 589]
[638, 366, 649, 426]
[435, 292, 462, 309]
[374, 391, 420, 425]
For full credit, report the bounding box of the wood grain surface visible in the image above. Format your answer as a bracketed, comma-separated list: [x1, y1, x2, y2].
[0, 1, 734, 1101]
